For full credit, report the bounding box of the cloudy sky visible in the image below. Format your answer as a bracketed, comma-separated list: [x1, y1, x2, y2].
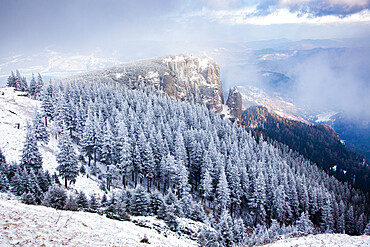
[0, 0, 369, 78]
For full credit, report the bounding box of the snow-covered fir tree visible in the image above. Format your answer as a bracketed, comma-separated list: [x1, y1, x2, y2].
[56, 127, 79, 188]
[29, 74, 37, 99]
[35, 73, 44, 100]
[32, 107, 49, 144]
[21, 123, 43, 171]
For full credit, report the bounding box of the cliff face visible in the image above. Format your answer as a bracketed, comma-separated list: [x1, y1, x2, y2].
[162, 56, 223, 112]
[226, 87, 243, 120]
[62, 55, 224, 113]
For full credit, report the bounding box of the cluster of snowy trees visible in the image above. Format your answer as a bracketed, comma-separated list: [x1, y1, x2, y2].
[0, 106, 55, 205]
[7, 71, 44, 99]
[1, 78, 369, 246]
[42, 81, 369, 234]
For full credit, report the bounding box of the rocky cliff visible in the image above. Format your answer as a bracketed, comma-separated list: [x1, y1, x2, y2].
[62, 55, 224, 113]
[226, 87, 243, 120]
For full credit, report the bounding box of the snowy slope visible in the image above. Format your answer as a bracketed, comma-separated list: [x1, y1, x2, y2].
[0, 194, 196, 246]
[0, 87, 39, 164]
[263, 233, 370, 247]
[0, 87, 102, 196]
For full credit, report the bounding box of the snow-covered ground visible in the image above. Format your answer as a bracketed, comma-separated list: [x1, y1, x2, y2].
[0, 194, 196, 246]
[263, 233, 370, 247]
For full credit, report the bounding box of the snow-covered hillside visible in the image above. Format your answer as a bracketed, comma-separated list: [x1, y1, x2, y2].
[0, 87, 39, 164]
[264, 233, 370, 247]
[0, 193, 196, 246]
[0, 87, 102, 196]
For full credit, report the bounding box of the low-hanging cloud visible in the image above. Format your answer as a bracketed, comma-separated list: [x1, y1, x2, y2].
[292, 48, 370, 121]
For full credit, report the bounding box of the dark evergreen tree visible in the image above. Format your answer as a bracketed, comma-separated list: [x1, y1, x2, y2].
[7, 71, 16, 87]
[215, 166, 230, 215]
[65, 195, 78, 211]
[32, 108, 49, 144]
[29, 74, 37, 99]
[76, 191, 89, 209]
[115, 121, 132, 188]
[80, 109, 96, 166]
[0, 171, 9, 192]
[296, 212, 314, 234]
[52, 172, 61, 185]
[364, 222, 370, 235]
[21, 123, 43, 171]
[320, 193, 334, 233]
[14, 70, 28, 92]
[42, 185, 67, 209]
[101, 194, 108, 207]
[35, 73, 44, 100]
[346, 205, 355, 235]
[21, 192, 36, 205]
[233, 218, 246, 245]
[226, 158, 241, 217]
[198, 226, 220, 247]
[10, 171, 24, 196]
[41, 86, 54, 127]
[56, 127, 79, 187]
[100, 120, 114, 166]
[190, 202, 206, 222]
[356, 213, 365, 235]
[216, 210, 234, 247]
[106, 192, 118, 213]
[130, 186, 149, 216]
[250, 224, 269, 246]
[200, 152, 213, 206]
[89, 194, 99, 210]
[105, 163, 119, 191]
[164, 203, 178, 231]
[37, 170, 51, 193]
[149, 190, 163, 215]
[27, 170, 43, 203]
[337, 200, 346, 234]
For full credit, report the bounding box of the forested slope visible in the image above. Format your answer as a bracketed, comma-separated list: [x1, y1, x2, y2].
[241, 106, 370, 191]
[0, 80, 369, 246]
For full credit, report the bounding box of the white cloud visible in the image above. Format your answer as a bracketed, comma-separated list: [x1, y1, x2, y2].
[200, 0, 242, 9]
[279, 0, 369, 7]
[177, 6, 370, 25]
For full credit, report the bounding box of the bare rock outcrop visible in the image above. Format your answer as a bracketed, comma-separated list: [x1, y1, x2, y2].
[226, 87, 243, 120]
